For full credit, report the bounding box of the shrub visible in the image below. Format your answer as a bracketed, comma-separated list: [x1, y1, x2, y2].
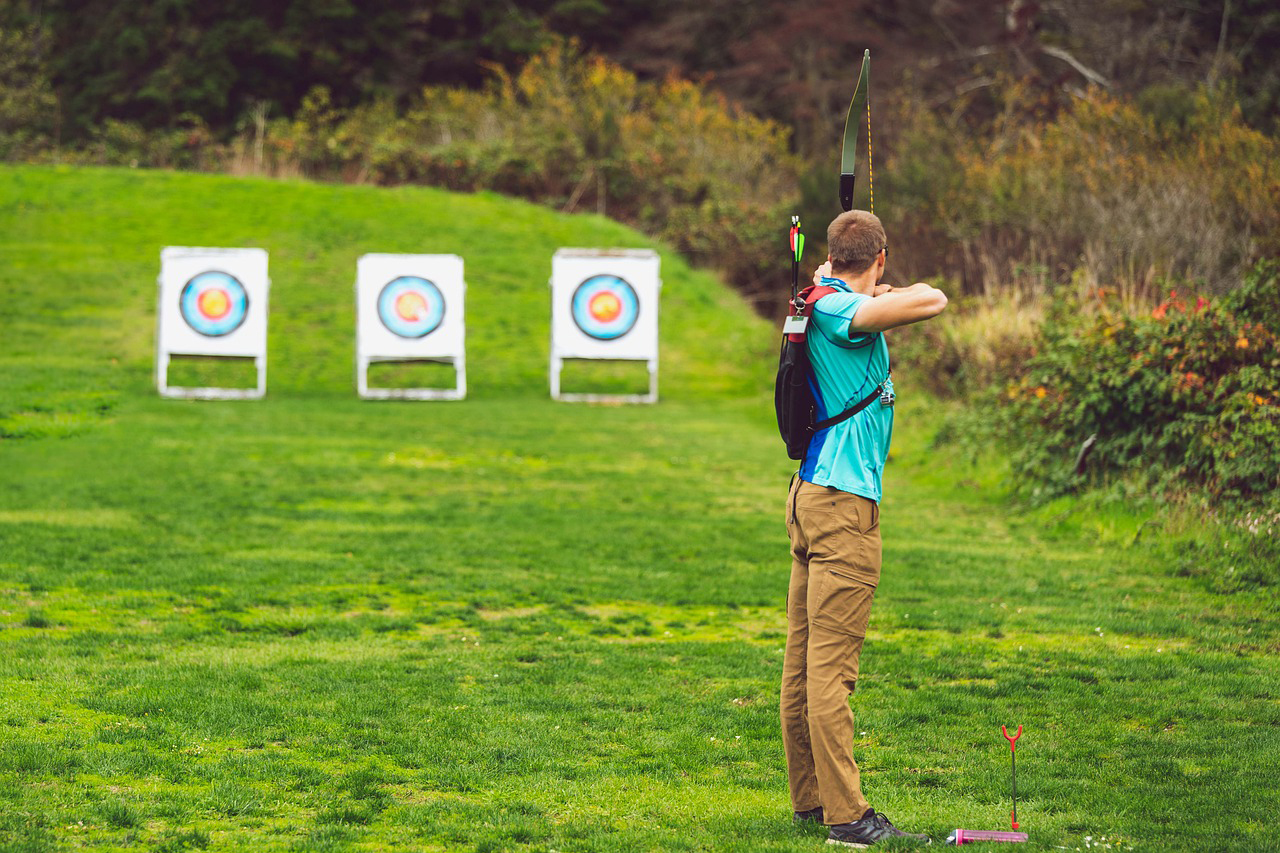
[80, 117, 220, 170]
[888, 82, 1280, 299]
[1001, 260, 1280, 503]
[252, 41, 802, 310]
[5, 38, 799, 308]
[889, 291, 1042, 398]
[0, 23, 58, 159]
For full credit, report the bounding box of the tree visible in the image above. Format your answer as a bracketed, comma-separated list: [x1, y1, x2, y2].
[0, 18, 57, 156]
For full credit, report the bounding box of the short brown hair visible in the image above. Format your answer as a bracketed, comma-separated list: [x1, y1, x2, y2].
[827, 210, 886, 274]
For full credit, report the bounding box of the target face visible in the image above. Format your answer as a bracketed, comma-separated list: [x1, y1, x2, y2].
[179, 271, 249, 337]
[377, 276, 445, 339]
[572, 275, 639, 340]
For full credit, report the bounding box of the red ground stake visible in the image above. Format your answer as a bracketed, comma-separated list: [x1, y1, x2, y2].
[946, 726, 1030, 844]
[1002, 725, 1023, 830]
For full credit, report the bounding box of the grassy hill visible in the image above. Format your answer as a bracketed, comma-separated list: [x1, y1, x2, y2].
[2, 165, 769, 406]
[1, 166, 1278, 852]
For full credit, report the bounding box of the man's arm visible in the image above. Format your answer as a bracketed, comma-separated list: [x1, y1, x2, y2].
[849, 283, 947, 333]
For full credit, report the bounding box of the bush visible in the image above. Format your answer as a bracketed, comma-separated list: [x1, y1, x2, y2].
[0, 23, 57, 159]
[1001, 260, 1280, 503]
[3, 39, 800, 309]
[889, 291, 1042, 398]
[888, 82, 1280, 298]
[253, 41, 802, 310]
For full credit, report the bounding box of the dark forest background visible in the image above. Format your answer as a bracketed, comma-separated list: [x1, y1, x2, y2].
[7, 1, 1278, 148]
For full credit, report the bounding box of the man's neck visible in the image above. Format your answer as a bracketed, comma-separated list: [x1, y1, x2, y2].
[828, 266, 880, 296]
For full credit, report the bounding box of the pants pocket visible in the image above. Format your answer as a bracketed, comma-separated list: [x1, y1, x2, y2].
[812, 567, 876, 638]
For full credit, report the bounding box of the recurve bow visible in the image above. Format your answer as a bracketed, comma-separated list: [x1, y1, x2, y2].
[839, 50, 872, 213]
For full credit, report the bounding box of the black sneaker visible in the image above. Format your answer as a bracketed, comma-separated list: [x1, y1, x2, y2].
[826, 809, 931, 847]
[794, 806, 824, 824]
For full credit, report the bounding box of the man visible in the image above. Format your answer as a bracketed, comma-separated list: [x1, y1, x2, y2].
[781, 209, 947, 847]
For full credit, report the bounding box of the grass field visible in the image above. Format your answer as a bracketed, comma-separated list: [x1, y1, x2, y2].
[2, 165, 1278, 852]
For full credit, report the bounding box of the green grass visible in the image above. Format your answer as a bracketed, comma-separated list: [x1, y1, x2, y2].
[164, 356, 261, 392]
[2, 165, 1278, 852]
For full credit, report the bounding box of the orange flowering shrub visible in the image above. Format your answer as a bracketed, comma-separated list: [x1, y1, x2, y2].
[1003, 261, 1280, 504]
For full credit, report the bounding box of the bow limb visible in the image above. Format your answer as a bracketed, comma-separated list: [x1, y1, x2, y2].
[839, 50, 870, 212]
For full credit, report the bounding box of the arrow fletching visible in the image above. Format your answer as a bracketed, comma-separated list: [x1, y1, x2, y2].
[795, 232, 805, 263]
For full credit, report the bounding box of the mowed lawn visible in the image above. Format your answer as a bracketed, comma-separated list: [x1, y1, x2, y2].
[2, 166, 1278, 852]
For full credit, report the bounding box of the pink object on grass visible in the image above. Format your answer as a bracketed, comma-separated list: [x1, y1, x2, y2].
[946, 828, 1029, 845]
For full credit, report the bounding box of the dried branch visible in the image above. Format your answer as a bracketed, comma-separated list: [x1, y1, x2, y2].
[1040, 45, 1111, 88]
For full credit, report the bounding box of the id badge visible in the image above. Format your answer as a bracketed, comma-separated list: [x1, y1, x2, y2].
[783, 315, 809, 334]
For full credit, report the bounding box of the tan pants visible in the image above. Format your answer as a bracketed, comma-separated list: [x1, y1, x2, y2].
[781, 478, 882, 825]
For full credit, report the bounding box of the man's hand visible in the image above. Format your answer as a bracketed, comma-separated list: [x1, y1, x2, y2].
[872, 283, 893, 297]
[812, 261, 832, 287]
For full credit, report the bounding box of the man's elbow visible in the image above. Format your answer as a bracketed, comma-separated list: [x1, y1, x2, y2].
[925, 287, 948, 318]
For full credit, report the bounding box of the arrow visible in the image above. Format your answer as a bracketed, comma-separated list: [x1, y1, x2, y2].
[789, 215, 801, 298]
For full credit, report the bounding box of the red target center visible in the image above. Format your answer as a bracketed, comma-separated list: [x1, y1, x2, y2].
[588, 291, 622, 323]
[395, 291, 428, 322]
[197, 288, 231, 319]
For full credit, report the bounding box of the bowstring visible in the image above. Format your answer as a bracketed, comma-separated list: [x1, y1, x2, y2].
[866, 93, 874, 215]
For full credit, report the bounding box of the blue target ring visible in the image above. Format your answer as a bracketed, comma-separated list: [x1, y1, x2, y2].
[179, 271, 249, 337]
[377, 276, 445, 339]
[571, 275, 639, 340]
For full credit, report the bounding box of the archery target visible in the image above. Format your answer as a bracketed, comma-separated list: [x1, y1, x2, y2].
[356, 254, 466, 399]
[179, 271, 249, 337]
[377, 276, 445, 339]
[572, 275, 639, 340]
[156, 247, 270, 398]
[550, 249, 660, 401]
[551, 249, 659, 361]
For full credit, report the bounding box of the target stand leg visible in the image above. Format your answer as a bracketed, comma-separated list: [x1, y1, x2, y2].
[358, 356, 465, 401]
[453, 356, 466, 401]
[157, 351, 171, 397]
[157, 353, 267, 400]
[551, 356, 658, 404]
[252, 354, 266, 399]
[550, 355, 563, 401]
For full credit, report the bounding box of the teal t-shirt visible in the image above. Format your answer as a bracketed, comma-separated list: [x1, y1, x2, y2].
[798, 277, 894, 502]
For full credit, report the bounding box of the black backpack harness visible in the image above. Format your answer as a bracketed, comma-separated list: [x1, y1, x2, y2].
[774, 283, 886, 461]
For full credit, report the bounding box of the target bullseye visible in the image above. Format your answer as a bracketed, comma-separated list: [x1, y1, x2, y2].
[572, 275, 639, 340]
[395, 291, 428, 322]
[589, 291, 622, 323]
[179, 271, 249, 337]
[378, 276, 444, 338]
[198, 288, 231, 319]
